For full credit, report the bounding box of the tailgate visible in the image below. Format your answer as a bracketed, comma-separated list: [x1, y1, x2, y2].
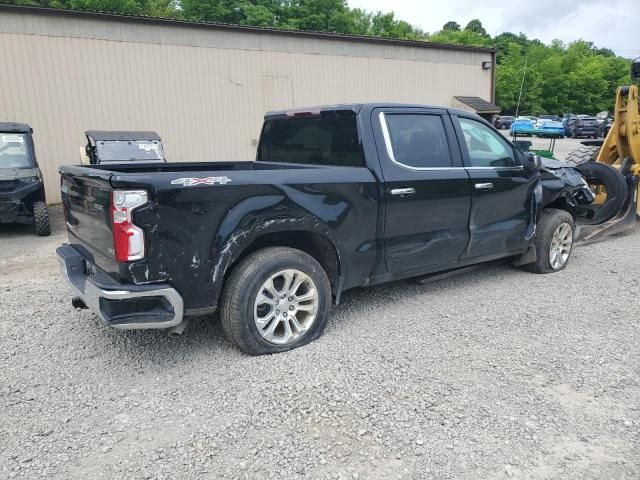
[60, 166, 115, 260]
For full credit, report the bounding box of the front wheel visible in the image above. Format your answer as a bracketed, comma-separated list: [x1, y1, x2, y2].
[522, 209, 575, 274]
[220, 247, 332, 355]
[33, 201, 51, 236]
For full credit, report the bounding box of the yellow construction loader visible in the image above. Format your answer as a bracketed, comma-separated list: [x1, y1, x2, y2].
[565, 57, 640, 242]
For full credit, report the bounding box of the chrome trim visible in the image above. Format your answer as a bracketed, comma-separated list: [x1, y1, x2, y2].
[379, 112, 461, 172]
[474, 183, 494, 190]
[57, 250, 183, 330]
[390, 187, 416, 195]
[378, 112, 524, 172]
[379, 112, 397, 162]
[466, 166, 524, 171]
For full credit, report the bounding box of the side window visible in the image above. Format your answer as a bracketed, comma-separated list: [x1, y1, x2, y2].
[458, 117, 517, 168]
[383, 114, 452, 168]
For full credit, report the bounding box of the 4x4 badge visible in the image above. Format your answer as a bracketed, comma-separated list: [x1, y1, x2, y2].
[171, 176, 232, 186]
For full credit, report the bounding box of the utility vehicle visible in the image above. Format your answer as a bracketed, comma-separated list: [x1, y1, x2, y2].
[0, 122, 50, 236]
[84, 130, 166, 165]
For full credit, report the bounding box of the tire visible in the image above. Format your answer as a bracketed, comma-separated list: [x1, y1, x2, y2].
[33, 201, 51, 236]
[523, 209, 575, 274]
[564, 145, 600, 166]
[574, 162, 628, 225]
[220, 247, 332, 355]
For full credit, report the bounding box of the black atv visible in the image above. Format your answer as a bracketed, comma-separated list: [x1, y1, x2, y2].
[0, 122, 50, 236]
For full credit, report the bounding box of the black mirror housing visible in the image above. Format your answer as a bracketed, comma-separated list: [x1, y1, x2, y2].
[523, 152, 542, 172]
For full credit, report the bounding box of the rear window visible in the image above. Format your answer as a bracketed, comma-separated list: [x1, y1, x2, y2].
[95, 140, 164, 162]
[257, 112, 364, 167]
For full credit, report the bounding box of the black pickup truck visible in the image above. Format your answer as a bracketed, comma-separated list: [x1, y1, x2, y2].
[57, 104, 592, 355]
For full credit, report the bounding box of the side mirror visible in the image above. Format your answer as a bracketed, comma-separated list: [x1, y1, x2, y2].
[523, 152, 542, 172]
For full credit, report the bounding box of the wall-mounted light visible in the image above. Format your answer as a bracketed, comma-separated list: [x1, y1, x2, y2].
[482, 61, 492, 70]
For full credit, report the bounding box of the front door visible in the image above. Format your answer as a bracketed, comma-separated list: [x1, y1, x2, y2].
[453, 115, 538, 259]
[373, 108, 472, 273]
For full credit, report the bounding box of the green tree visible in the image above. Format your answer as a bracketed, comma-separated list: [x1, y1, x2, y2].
[442, 21, 461, 32]
[429, 29, 491, 47]
[464, 19, 488, 37]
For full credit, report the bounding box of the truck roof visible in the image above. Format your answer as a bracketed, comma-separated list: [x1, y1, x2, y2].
[0, 122, 32, 133]
[85, 130, 162, 142]
[264, 103, 472, 119]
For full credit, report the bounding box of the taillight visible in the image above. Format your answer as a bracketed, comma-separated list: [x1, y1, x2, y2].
[111, 190, 148, 262]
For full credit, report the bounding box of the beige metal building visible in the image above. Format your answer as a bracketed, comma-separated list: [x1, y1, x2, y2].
[0, 5, 497, 202]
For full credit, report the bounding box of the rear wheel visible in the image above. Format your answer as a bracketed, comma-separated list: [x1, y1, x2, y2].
[220, 247, 331, 355]
[564, 145, 600, 166]
[33, 201, 51, 236]
[523, 209, 575, 274]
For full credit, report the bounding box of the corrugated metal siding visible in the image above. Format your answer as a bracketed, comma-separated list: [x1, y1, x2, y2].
[0, 11, 493, 202]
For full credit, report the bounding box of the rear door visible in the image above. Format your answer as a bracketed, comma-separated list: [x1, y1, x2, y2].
[373, 108, 471, 273]
[452, 115, 537, 259]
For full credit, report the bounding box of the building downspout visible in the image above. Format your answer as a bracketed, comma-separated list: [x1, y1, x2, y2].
[491, 50, 497, 105]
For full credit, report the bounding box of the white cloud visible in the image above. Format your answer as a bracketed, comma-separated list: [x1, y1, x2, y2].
[347, 0, 640, 58]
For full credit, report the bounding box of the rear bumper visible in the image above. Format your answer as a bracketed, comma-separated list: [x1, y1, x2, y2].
[574, 128, 598, 136]
[56, 244, 184, 329]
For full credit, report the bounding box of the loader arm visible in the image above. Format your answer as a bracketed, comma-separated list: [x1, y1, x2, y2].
[597, 85, 640, 170]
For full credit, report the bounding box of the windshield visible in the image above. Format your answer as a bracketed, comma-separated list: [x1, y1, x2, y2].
[0, 133, 33, 169]
[95, 140, 164, 162]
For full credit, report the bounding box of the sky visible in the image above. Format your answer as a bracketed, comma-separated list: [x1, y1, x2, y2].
[348, 0, 640, 59]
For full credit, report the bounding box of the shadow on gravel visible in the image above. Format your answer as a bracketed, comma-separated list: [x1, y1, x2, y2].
[0, 222, 38, 237]
[0, 204, 65, 239]
[62, 223, 636, 365]
[98, 260, 517, 363]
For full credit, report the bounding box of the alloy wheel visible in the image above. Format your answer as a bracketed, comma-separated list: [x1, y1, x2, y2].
[549, 223, 573, 269]
[254, 269, 319, 345]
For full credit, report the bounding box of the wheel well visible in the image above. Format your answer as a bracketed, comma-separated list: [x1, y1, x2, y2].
[225, 231, 341, 293]
[542, 199, 575, 218]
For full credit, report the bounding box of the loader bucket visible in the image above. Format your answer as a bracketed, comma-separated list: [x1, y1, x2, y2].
[576, 175, 638, 244]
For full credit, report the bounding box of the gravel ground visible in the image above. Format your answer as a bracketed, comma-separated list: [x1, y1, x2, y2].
[2, 204, 640, 479]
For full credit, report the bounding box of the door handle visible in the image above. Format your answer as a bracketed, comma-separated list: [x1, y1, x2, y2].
[390, 187, 416, 196]
[474, 183, 494, 191]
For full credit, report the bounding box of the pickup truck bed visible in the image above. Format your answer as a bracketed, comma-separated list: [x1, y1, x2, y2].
[57, 103, 592, 354]
[60, 159, 377, 317]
